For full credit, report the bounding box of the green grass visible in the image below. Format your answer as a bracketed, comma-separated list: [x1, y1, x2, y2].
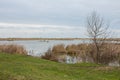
[0, 53, 120, 80]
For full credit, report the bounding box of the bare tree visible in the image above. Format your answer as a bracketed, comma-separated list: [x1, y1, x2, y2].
[86, 12, 109, 63]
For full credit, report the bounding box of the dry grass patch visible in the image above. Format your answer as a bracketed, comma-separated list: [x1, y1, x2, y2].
[0, 44, 27, 55]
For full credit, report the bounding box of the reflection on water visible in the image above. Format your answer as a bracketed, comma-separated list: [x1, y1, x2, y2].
[0, 40, 87, 56]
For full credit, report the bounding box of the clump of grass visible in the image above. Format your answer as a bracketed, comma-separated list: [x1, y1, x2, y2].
[41, 44, 68, 63]
[41, 49, 58, 62]
[52, 44, 66, 54]
[0, 44, 27, 55]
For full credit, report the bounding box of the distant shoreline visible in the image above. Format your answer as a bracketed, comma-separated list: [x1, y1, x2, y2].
[0, 38, 84, 41]
[0, 38, 120, 41]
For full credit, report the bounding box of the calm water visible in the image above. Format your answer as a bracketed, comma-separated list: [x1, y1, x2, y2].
[0, 40, 86, 56]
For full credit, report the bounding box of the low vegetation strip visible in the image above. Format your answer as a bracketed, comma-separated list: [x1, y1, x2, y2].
[0, 38, 120, 41]
[0, 53, 120, 80]
[0, 38, 80, 41]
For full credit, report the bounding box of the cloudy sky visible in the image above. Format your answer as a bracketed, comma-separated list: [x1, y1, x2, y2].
[0, 0, 120, 38]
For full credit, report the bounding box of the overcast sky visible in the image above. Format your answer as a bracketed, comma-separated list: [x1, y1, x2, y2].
[0, 0, 120, 38]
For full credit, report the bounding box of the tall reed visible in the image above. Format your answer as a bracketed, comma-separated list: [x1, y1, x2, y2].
[0, 44, 27, 55]
[42, 43, 120, 65]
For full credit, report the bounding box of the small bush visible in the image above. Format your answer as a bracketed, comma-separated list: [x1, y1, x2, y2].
[0, 44, 27, 55]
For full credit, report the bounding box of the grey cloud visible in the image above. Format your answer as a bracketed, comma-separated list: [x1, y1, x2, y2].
[0, 0, 120, 38]
[0, 23, 86, 38]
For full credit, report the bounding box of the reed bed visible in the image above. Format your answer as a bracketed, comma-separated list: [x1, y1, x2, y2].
[0, 44, 27, 55]
[42, 43, 120, 65]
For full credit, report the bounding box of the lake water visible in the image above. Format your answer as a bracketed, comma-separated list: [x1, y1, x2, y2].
[0, 40, 86, 56]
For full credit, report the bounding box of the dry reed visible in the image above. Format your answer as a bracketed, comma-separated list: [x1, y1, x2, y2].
[0, 44, 27, 55]
[42, 43, 120, 65]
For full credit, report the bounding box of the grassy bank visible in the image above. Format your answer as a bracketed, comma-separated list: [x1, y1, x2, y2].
[0, 53, 120, 80]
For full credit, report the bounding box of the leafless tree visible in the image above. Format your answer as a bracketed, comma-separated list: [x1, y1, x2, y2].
[86, 12, 109, 63]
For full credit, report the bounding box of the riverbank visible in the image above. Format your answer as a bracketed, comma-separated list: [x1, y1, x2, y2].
[0, 53, 120, 80]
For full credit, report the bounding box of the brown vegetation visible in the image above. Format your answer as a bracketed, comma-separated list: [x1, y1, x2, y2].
[52, 44, 66, 54]
[0, 38, 81, 41]
[41, 49, 58, 62]
[0, 38, 120, 41]
[0, 44, 27, 55]
[41, 45, 67, 62]
[42, 43, 120, 65]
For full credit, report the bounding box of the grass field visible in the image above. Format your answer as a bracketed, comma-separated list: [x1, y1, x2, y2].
[0, 53, 120, 80]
